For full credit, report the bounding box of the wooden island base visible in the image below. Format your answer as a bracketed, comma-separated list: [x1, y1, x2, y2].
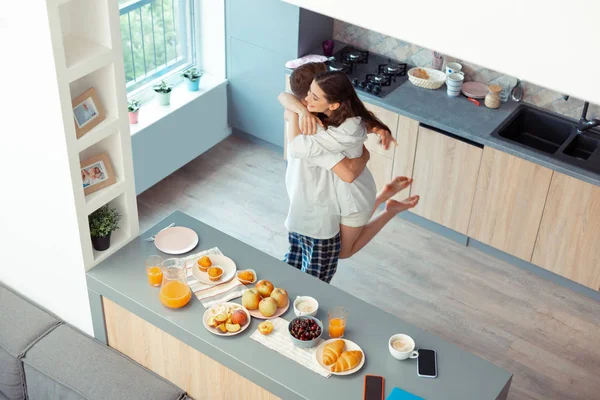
[103, 298, 280, 400]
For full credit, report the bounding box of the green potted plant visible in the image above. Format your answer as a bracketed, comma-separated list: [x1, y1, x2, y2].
[89, 204, 122, 251]
[128, 99, 140, 124]
[153, 80, 173, 106]
[182, 67, 203, 91]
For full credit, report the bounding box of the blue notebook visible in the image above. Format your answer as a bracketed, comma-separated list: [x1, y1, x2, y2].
[386, 387, 425, 400]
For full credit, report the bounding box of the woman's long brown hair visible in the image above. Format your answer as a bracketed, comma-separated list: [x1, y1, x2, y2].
[313, 71, 390, 132]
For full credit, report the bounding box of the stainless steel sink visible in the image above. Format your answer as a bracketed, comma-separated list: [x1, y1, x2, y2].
[491, 105, 600, 173]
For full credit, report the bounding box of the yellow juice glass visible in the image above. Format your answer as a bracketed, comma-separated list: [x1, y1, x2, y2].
[145, 255, 164, 287]
[328, 306, 348, 338]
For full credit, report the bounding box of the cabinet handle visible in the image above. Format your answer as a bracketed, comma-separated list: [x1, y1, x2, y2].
[420, 124, 484, 149]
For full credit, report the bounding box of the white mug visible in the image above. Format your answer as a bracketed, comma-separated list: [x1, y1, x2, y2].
[389, 334, 419, 360]
[445, 62, 463, 75]
[446, 72, 464, 97]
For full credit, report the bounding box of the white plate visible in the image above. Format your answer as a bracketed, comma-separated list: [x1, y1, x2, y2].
[202, 302, 251, 336]
[315, 338, 366, 376]
[154, 227, 199, 255]
[248, 299, 289, 320]
[191, 254, 237, 285]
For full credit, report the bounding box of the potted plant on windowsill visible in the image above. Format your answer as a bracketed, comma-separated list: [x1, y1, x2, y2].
[128, 99, 140, 124]
[153, 80, 173, 106]
[89, 204, 122, 251]
[182, 67, 203, 91]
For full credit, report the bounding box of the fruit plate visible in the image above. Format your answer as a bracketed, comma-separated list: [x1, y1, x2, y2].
[191, 254, 237, 285]
[248, 300, 289, 320]
[202, 302, 251, 336]
[315, 339, 366, 376]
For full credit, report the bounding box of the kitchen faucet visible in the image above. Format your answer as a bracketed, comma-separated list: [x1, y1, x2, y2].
[576, 102, 600, 133]
[563, 95, 600, 133]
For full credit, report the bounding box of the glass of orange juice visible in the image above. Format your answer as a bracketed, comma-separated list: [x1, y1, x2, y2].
[145, 255, 164, 287]
[328, 306, 348, 338]
[159, 258, 191, 309]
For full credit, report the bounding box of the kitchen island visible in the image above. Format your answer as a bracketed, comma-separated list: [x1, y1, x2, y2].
[87, 211, 512, 400]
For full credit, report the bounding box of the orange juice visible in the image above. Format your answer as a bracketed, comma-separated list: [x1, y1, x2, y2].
[159, 281, 191, 309]
[146, 266, 163, 286]
[329, 318, 345, 338]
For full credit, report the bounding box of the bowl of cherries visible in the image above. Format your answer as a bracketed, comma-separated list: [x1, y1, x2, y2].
[288, 316, 323, 348]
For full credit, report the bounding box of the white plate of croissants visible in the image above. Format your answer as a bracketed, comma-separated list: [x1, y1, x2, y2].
[315, 338, 365, 376]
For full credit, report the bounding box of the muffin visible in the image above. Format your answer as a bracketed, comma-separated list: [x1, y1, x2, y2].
[208, 266, 223, 282]
[237, 269, 255, 284]
[197, 256, 212, 272]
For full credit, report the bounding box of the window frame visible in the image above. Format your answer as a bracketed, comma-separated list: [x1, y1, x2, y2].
[119, 0, 197, 99]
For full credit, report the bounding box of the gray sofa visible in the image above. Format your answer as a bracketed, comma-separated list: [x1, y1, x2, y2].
[0, 283, 188, 400]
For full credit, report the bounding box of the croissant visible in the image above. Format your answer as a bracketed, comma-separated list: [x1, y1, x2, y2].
[331, 350, 363, 372]
[323, 340, 345, 366]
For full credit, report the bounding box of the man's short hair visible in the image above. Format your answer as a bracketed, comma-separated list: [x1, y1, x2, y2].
[289, 62, 328, 98]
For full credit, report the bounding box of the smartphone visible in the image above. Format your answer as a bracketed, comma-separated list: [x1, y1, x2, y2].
[417, 349, 437, 378]
[364, 374, 385, 400]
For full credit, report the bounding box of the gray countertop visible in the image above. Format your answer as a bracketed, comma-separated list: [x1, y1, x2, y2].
[87, 211, 512, 400]
[293, 41, 600, 187]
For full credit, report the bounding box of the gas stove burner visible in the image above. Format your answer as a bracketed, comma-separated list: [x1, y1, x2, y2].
[327, 60, 352, 74]
[341, 48, 369, 64]
[379, 62, 407, 76]
[366, 73, 391, 87]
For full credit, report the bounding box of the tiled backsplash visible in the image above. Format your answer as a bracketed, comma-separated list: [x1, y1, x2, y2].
[333, 20, 599, 119]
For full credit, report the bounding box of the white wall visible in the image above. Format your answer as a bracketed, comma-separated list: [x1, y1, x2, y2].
[284, 0, 600, 107]
[0, 2, 93, 334]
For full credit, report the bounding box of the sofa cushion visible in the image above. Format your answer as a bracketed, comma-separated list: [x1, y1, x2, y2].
[0, 284, 61, 400]
[0, 348, 22, 400]
[0, 284, 60, 356]
[23, 325, 185, 400]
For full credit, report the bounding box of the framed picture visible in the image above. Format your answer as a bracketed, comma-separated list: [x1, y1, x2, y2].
[72, 87, 106, 139]
[80, 153, 116, 196]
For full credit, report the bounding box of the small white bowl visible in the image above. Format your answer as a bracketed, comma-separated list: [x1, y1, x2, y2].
[293, 296, 319, 317]
[389, 334, 419, 360]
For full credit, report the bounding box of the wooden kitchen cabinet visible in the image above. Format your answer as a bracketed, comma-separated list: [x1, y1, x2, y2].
[364, 102, 399, 159]
[368, 152, 393, 192]
[409, 126, 483, 235]
[468, 147, 553, 261]
[532, 173, 600, 290]
[392, 115, 420, 199]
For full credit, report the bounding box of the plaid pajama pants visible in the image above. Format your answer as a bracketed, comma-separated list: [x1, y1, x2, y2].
[283, 232, 341, 284]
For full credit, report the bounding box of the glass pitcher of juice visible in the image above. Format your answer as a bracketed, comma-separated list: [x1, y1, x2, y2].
[145, 255, 164, 287]
[159, 258, 192, 309]
[328, 306, 348, 338]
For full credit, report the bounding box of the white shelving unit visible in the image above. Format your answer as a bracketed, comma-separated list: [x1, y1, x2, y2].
[47, 0, 139, 270]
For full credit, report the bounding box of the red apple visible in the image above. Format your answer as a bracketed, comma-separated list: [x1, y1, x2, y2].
[242, 288, 261, 310]
[256, 280, 274, 298]
[231, 310, 248, 325]
[270, 288, 288, 308]
[258, 297, 278, 317]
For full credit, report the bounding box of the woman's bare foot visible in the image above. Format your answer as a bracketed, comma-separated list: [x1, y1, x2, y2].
[385, 195, 419, 214]
[377, 176, 413, 204]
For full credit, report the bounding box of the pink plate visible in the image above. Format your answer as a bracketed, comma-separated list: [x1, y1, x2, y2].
[461, 82, 488, 99]
[248, 300, 290, 320]
[154, 226, 199, 255]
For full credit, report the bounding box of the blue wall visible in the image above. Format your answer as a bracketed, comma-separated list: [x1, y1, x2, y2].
[132, 83, 230, 194]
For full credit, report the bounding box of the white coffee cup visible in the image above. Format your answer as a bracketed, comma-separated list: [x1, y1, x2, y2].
[445, 62, 463, 75]
[389, 334, 419, 360]
[446, 72, 464, 97]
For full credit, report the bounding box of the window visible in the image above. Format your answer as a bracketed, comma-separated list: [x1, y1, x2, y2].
[119, 0, 195, 94]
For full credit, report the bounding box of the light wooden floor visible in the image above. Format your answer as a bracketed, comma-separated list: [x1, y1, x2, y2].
[138, 135, 600, 400]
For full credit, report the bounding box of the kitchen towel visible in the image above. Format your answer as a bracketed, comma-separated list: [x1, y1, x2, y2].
[250, 317, 331, 378]
[387, 387, 425, 400]
[183, 248, 245, 308]
[285, 54, 329, 69]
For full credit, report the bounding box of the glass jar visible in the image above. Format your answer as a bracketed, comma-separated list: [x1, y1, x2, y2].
[485, 84, 502, 109]
[159, 258, 191, 309]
